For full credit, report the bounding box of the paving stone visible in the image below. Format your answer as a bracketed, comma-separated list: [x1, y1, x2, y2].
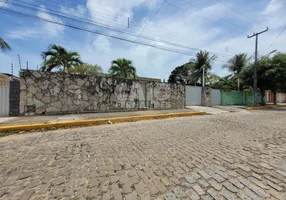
[220, 188, 235, 200]
[185, 175, 196, 184]
[161, 177, 172, 187]
[186, 189, 200, 200]
[207, 188, 222, 200]
[135, 181, 147, 194]
[208, 179, 222, 191]
[102, 192, 110, 200]
[126, 193, 138, 200]
[200, 195, 213, 200]
[267, 188, 286, 200]
[248, 183, 270, 198]
[267, 180, 283, 192]
[229, 178, 244, 189]
[146, 182, 159, 195]
[237, 176, 250, 186]
[19, 172, 33, 180]
[223, 181, 238, 193]
[212, 174, 225, 183]
[18, 189, 35, 200]
[110, 176, 120, 183]
[169, 177, 180, 185]
[172, 187, 186, 198]
[237, 191, 252, 200]
[164, 192, 178, 200]
[264, 175, 280, 184]
[198, 179, 209, 188]
[198, 170, 211, 180]
[123, 183, 133, 194]
[252, 173, 262, 180]
[192, 184, 205, 195]
[120, 174, 130, 184]
[242, 187, 261, 200]
[139, 193, 151, 200]
[216, 170, 229, 179]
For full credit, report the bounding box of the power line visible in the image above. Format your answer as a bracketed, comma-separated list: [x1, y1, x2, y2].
[2, 7, 231, 63]
[0, 8, 199, 57]
[26, 0, 235, 57]
[1, 0, 233, 58]
[177, 0, 246, 33]
[213, 0, 254, 22]
[0, 0, 7, 9]
[31, 0, 204, 45]
[135, 0, 167, 41]
[263, 24, 286, 54]
[166, 1, 245, 35]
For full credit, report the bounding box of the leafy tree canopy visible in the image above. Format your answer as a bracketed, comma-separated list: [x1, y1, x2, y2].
[108, 58, 137, 79]
[68, 63, 102, 76]
[40, 44, 83, 72]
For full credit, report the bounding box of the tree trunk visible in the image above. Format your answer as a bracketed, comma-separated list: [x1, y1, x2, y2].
[274, 91, 277, 105]
[64, 66, 69, 73]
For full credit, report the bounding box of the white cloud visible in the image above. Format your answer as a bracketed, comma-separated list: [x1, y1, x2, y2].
[86, 0, 159, 27]
[263, 0, 284, 14]
[92, 35, 111, 53]
[60, 4, 87, 18]
[37, 5, 65, 37]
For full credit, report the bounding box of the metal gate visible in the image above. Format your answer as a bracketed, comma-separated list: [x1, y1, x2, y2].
[0, 79, 10, 117]
[211, 89, 221, 105]
[185, 86, 202, 105]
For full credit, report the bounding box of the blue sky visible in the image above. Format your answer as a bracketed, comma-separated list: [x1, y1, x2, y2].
[0, 0, 286, 80]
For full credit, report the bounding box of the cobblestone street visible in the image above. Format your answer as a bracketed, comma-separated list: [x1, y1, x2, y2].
[0, 110, 286, 200]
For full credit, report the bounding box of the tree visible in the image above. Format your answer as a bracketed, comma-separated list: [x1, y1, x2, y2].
[168, 62, 194, 84]
[40, 44, 83, 72]
[108, 58, 136, 79]
[239, 54, 286, 105]
[222, 53, 248, 74]
[0, 37, 11, 52]
[190, 50, 217, 85]
[68, 63, 102, 76]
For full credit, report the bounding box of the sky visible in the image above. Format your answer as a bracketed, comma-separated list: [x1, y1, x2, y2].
[0, 0, 286, 80]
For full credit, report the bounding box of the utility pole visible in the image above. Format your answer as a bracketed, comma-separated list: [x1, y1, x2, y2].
[247, 27, 268, 106]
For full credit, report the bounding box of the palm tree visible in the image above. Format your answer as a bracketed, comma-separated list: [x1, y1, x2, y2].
[108, 58, 137, 79]
[223, 53, 248, 74]
[190, 50, 217, 85]
[40, 44, 83, 72]
[223, 53, 249, 91]
[0, 37, 11, 52]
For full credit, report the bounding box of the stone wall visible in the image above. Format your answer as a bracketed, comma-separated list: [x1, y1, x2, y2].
[202, 87, 211, 106]
[146, 82, 185, 109]
[20, 70, 185, 115]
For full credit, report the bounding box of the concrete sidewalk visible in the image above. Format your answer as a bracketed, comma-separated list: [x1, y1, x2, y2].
[0, 109, 195, 126]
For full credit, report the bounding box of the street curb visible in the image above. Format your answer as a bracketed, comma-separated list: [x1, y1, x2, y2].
[247, 105, 286, 110]
[0, 111, 206, 134]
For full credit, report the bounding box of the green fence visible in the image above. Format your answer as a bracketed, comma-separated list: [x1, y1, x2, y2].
[221, 91, 265, 106]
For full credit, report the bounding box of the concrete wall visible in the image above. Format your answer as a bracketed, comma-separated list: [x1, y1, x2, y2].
[277, 93, 286, 103]
[19, 70, 185, 115]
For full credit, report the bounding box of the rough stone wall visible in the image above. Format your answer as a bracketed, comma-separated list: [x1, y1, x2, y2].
[146, 82, 185, 109]
[20, 70, 185, 115]
[9, 79, 20, 116]
[202, 87, 211, 106]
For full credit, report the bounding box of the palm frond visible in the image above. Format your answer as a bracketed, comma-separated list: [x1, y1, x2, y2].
[0, 37, 11, 52]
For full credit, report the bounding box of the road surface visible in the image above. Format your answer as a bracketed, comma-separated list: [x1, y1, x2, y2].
[0, 109, 286, 199]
